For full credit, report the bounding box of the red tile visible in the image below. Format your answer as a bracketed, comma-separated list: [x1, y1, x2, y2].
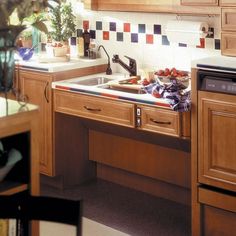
[124, 23, 130, 32]
[196, 38, 205, 48]
[83, 20, 89, 30]
[103, 31, 109, 40]
[146, 34, 153, 44]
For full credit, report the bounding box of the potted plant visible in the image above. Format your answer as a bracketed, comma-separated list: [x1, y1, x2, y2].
[0, 0, 57, 93]
[46, 0, 76, 57]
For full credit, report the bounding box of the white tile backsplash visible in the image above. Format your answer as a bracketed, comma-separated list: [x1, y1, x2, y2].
[76, 9, 221, 73]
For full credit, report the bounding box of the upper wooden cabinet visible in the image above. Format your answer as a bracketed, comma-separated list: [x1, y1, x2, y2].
[220, 0, 236, 6]
[84, 0, 220, 14]
[222, 8, 236, 31]
[181, 0, 218, 5]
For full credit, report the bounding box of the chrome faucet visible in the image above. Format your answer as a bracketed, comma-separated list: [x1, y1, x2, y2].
[98, 45, 112, 75]
[112, 54, 137, 76]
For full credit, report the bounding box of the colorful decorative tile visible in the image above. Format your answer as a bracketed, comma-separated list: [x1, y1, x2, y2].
[124, 23, 131, 32]
[146, 34, 153, 44]
[83, 20, 89, 30]
[214, 39, 220, 50]
[131, 33, 138, 43]
[96, 21, 102, 30]
[162, 35, 170, 46]
[90, 30, 96, 39]
[154, 24, 161, 34]
[196, 38, 205, 48]
[138, 24, 146, 33]
[110, 22, 116, 31]
[117, 32, 123, 42]
[179, 43, 187, 47]
[103, 31, 110, 40]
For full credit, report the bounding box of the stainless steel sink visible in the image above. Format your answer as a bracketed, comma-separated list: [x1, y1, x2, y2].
[98, 84, 144, 94]
[69, 77, 114, 86]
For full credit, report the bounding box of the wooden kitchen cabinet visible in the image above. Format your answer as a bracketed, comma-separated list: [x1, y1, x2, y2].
[221, 7, 236, 56]
[84, 0, 220, 14]
[16, 64, 107, 177]
[199, 188, 236, 236]
[19, 71, 53, 176]
[181, 0, 218, 5]
[137, 105, 181, 137]
[220, 0, 236, 6]
[54, 90, 135, 128]
[198, 91, 236, 192]
[222, 8, 236, 31]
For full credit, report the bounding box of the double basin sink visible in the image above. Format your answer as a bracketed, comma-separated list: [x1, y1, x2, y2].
[52, 73, 169, 106]
[56, 73, 144, 94]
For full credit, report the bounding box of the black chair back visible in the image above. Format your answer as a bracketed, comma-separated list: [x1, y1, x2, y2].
[0, 194, 82, 236]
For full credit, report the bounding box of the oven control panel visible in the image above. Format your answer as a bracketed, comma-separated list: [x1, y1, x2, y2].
[205, 78, 236, 95]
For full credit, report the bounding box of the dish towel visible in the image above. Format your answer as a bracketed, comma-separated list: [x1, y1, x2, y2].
[141, 79, 191, 112]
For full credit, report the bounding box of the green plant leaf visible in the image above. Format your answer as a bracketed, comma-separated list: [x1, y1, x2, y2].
[32, 21, 48, 34]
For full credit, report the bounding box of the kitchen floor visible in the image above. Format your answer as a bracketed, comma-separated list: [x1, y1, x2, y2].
[41, 179, 191, 236]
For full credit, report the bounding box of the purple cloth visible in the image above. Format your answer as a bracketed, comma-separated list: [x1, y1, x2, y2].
[141, 79, 191, 112]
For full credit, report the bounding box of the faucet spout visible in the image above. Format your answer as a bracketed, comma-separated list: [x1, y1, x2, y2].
[98, 45, 112, 75]
[112, 54, 137, 76]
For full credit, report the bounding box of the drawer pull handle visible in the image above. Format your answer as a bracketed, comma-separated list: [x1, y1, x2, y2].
[84, 106, 101, 112]
[150, 118, 171, 125]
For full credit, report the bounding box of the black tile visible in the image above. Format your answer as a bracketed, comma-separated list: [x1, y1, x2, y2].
[206, 27, 214, 38]
[138, 24, 146, 33]
[90, 30, 96, 39]
[131, 33, 138, 43]
[96, 21, 102, 30]
[154, 24, 161, 34]
[215, 39, 221, 50]
[117, 32, 123, 42]
[110, 22, 116, 31]
[179, 43, 187, 47]
[77, 29, 83, 37]
[162, 35, 170, 46]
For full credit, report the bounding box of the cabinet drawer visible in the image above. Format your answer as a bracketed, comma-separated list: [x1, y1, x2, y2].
[220, 0, 236, 6]
[199, 188, 236, 236]
[138, 105, 180, 137]
[54, 90, 135, 127]
[222, 8, 236, 31]
[181, 0, 218, 5]
[221, 32, 236, 56]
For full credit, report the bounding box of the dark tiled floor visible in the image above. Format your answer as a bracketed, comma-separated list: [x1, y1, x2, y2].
[41, 179, 191, 236]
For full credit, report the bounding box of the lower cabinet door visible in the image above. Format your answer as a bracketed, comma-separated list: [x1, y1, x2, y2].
[20, 71, 54, 176]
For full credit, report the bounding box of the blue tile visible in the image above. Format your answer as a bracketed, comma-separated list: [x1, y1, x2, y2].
[110, 22, 116, 31]
[154, 24, 161, 34]
[215, 39, 220, 50]
[162, 35, 170, 46]
[96, 21, 102, 30]
[131, 33, 138, 43]
[179, 43, 187, 47]
[138, 24, 146, 33]
[70, 37, 76, 45]
[117, 32, 123, 42]
[90, 30, 96, 39]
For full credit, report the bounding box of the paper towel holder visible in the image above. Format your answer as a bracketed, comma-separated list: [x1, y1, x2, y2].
[175, 15, 214, 37]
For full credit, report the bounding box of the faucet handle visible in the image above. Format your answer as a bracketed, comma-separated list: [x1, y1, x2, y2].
[124, 55, 136, 63]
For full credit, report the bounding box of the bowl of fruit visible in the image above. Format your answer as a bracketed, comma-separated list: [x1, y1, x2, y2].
[46, 42, 68, 57]
[154, 67, 190, 88]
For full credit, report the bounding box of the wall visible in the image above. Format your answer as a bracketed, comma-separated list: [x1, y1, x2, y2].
[74, 7, 221, 74]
